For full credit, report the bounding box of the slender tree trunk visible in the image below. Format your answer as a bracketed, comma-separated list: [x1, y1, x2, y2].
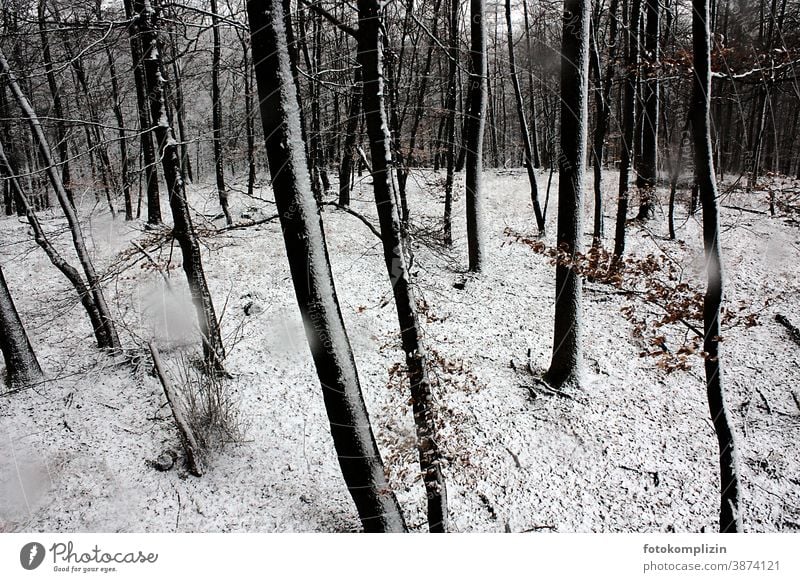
[691, 0, 742, 533]
[106, 45, 133, 221]
[523, 0, 541, 169]
[210, 0, 232, 225]
[357, 0, 449, 532]
[246, 0, 407, 533]
[614, 0, 642, 258]
[443, 0, 459, 245]
[132, 1, 225, 371]
[37, 2, 75, 209]
[506, 0, 545, 234]
[0, 263, 43, 387]
[0, 51, 120, 351]
[338, 66, 362, 207]
[545, 0, 590, 389]
[124, 0, 162, 225]
[465, 0, 487, 272]
[635, 0, 659, 221]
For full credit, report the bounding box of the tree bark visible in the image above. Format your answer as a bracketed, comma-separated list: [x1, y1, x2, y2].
[246, 0, 407, 533]
[338, 66, 362, 207]
[210, 0, 232, 225]
[465, 0, 487, 272]
[545, 0, 590, 389]
[0, 263, 43, 387]
[357, 0, 449, 532]
[690, 0, 742, 533]
[635, 0, 659, 221]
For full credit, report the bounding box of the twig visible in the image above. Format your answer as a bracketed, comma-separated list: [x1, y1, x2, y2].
[321, 201, 382, 239]
[214, 214, 280, 233]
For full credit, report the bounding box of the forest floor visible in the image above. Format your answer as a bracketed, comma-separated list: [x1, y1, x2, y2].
[1, 168, 799, 532]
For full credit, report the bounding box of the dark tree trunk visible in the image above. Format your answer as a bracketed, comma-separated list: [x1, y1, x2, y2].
[210, 0, 232, 225]
[635, 0, 659, 221]
[338, 66, 362, 207]
[124, 0, 162, 225]
[357, 0, 449, 532]
[545, 0, 590, 389]
[465, 0, 487, 272]
[443, 0, 459, 245]
[614, 0, 642, 258]
[690, 0, 742, 533]
[589, 0, 619, 245]
[106, 45, 133, 221]
[522, 0, 541, 169]
[0, 263, 43, 387]
[506, 0, 545, 234]
[246, 0, 407, 533]
[132, 2, 225, 371]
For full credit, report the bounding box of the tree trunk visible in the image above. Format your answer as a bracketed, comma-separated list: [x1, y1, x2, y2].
[132, 2, 225, 371]
[0, 263, 43, 387]
[443, 0, 459, 245]
[545, 0, 590, 389]
[614, 0, 642, 258]
[635, 0, 659, 221]
[210, 0, 232, 225]
[465, 0, 487, 272]
[338, 66, 362, 207]
[124, 0, 162, 225]
[357, 0, 449, 532]
[690, 0, 742, 533]
[106, 45, 133, 221]
[246, 0, 407, 533]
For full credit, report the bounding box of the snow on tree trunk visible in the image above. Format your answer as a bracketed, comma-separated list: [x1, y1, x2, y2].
[356, 0, 449, 532]
[690, 0, 742, 533]
[247, 0, 407, 533]
[465, 0, 487, 272]
[0, 264, 42, 387]
[544, 0, 590, 389]
[132, 2, 226, 372]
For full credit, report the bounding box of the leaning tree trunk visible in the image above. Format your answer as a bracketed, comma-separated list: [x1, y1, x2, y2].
[690, 0, 742, 533]
[505, 0, 545, 235]
[614, 0, 642, 258]
[246, 0, 407, 533]
[544, 0, 590, 389]
[635, 0, 659, 221]
[0, 263, 43, 387]
[357, 0, 449, 532]
[0, 50, 120, 352]
[0, 139, 111, 350]
[465, 0, 487, 272]
[132, 2, 225, 371]
[210, 0, 232, 225]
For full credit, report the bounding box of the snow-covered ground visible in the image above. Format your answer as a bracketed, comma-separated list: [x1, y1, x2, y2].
[1, 168, 798, 532]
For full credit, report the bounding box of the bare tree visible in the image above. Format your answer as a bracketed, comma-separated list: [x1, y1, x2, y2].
[246, 0, 407, 533]
[210, 0, 232, 225]
[690, 0, 742, 533]
[465, 0, 487, 272]
[544, 0, 590, 389]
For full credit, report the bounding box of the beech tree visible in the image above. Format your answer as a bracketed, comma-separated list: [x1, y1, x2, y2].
[690, 0, 742, 533]
[544, 0, 590, 389]
[246, 0, 407, 533]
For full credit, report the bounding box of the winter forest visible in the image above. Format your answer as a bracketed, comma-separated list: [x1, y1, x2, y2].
[0, 0, 798, 534]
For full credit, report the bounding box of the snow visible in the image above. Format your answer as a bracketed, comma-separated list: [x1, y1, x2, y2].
[0, 168, 798, 532]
